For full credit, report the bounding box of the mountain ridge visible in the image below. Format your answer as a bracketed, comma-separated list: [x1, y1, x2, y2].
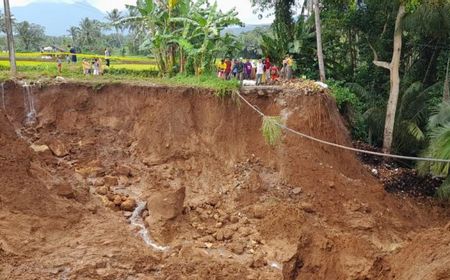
[10, 1, 105, 36]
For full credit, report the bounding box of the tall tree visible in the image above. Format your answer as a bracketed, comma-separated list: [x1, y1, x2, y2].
[77, 18, 103, 51]
[313, 0, 326, 81]
[106, 8, 124, 46]
[371, 3, 406, 153]
[14, 21, 45, 51]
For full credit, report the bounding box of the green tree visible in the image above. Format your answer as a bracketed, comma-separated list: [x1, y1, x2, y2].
[122, 0, 241, 75]
[106, 8, 124, 47]
[14, 21, 46, 51]
[77, 18, 104, 51]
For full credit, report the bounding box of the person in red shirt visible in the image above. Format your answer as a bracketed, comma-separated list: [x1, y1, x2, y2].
[264, 57, 271, 82]
[270, 65, 280, 82]
[224, 58, 232, 80]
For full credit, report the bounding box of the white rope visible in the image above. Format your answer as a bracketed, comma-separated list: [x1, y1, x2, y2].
[236, 91, 450, 163]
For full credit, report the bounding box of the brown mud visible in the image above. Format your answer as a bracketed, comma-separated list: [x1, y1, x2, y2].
[0, 81, 449, 280]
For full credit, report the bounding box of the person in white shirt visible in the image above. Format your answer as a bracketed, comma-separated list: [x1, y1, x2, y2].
[104, 48, 111, 67]
[256, 60, 264, 85]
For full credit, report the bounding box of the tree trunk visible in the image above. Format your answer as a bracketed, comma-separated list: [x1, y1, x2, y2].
[313, 0, 326, 82]
[382, 4, 406, 153]
[3, 0, 16, 74]
[444, 54, 450, 102]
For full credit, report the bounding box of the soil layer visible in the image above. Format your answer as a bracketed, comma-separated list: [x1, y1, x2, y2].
[0, 81, 449, 280]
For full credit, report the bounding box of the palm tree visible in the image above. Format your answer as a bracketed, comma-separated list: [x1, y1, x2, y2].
[106, 8, 124, 47]
[418, 101, 450, 201]
[67, 26, 80, 45]
[77, 18, 103, 51]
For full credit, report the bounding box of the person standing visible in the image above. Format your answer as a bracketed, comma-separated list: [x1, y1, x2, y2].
[236, 59, 244, 85]
[217, 59, 226, 79]
[270, 64, 280, 82]
[264, 57, 271, 82]
[286, 55, 293, 80]
[82, 59, 91, 75]
[256, 60, 264, 85]
[56, 56, 62, 75]
[105, 48, 111, 67]
[68, 45, 77, 63]
[93, 58, 100, 75]
[244, 59, 252, 80]
[224, 58, 232, 80]
[281, 56, 288, 80]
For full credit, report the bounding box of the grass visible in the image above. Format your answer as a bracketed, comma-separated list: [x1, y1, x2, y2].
[0, 65, 240, 94]
[0, 52, 155, 64]
[262, 116, 282, 146]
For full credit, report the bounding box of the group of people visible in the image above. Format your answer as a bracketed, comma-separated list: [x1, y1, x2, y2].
[217, 55, 294, 85]
[56, 47, 112, 76]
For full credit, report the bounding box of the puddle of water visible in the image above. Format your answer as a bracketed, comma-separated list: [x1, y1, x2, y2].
[129, 201, 169, 251]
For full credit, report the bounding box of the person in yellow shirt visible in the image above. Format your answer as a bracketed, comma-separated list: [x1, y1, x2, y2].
[82, 59, 91, 75]
[217, 59, 227, 79]
[286, 55, 293, 80]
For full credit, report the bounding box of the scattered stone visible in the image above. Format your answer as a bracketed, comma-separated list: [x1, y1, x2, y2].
[230, 242, 246, 255]
[239, 227, 252, 237]
[93, 178, 105, 187]
[120, 198, 137, 211]
[147, 187, 186, 220]
[54, 184, 75, 199]
[142, 210, 149, 218]
[104, 200, 115, 210]
[251, 253, 266, 268]
[215, 230, 225, 241]
[106, 192, 115, 201]
[87, 204, 98, 214]
[104, 176, 118, 186]
[115, 165, 132, 177]
[292, 187, 302, 195]
[199, 235, 215, 243]
[48, 139, 69, 157]
[252, 206, 265, 219]
[216, 228, 234, 241]
[96, 186, 109, 196]
[300, 203, 315, 213]
[30, 144, 49, 153]
[241, 217, 250, 224]
[113, 195, 122, 206]
[123, 211, 133, 218]
[349, 216, 375, 230]
[230, 216, 239, 223]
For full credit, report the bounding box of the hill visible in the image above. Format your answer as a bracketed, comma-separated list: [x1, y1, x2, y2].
[10, 1, 105, 36]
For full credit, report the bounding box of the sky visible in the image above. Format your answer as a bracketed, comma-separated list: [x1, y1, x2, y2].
[9, 0, 275, 25]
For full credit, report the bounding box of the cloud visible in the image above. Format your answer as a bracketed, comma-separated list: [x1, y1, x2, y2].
[9, 0, 274, 25]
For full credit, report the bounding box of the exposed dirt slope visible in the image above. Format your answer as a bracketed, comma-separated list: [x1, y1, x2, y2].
[0, 81, 448, 280]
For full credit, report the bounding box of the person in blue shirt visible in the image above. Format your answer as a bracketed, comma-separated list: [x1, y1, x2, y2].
[68, 45, 77, 63]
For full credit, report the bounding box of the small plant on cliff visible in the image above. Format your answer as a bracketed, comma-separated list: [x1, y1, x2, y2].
[262, 116, 282, 146]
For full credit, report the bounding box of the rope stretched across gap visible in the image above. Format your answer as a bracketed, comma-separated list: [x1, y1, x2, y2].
[236, 91, 450, 163]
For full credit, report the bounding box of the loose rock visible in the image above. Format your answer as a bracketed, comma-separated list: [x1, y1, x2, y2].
[120, 198, 137, 211]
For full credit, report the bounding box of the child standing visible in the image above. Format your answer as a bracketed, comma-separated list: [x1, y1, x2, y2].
[57, 56, 62, 75]
[82, 59, 91, 75]
[93, 58, 100, 75]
